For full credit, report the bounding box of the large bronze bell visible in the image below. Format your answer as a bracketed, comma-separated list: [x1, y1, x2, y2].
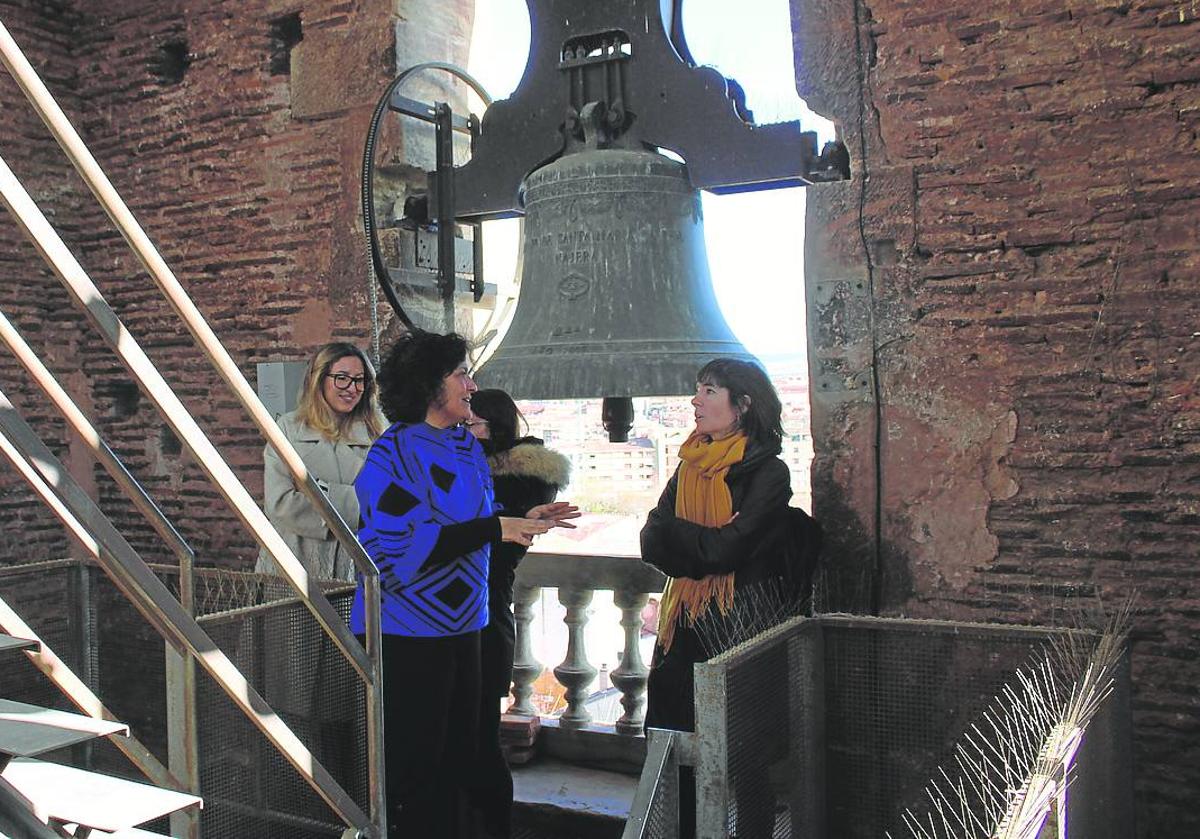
[476, 145, 757, 434]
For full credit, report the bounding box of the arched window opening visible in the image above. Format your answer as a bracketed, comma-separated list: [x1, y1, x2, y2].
[466, 0, 832, 722]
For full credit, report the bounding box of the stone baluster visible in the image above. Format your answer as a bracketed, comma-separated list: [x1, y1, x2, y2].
[553, 585, 597, 729]
[610, 588, 650, 735]
[508, 582, 543, 716]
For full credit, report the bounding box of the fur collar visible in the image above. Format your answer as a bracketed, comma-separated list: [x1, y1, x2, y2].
[489, 441, 571, 488]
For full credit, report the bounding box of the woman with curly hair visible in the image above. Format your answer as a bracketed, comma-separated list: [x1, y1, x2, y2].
[350, 332, 578, 838]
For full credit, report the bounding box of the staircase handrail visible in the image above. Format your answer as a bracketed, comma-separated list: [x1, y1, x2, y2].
[0, 18, 380, 679]
[0, 396, 373, 833]
[0, 19, 377, 586]
[0, 17, 385, 837]
[0, 309, 199, 600]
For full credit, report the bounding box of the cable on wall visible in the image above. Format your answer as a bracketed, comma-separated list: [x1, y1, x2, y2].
[851, 0, 885, 616]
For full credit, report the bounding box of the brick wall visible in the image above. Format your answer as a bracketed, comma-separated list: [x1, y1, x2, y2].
[797, 0, 1200, 834]
[0, 0, 471, 567]
[0, 0, 84, 564]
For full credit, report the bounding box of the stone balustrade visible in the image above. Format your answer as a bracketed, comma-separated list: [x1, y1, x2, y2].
[511, 552, 665, 736]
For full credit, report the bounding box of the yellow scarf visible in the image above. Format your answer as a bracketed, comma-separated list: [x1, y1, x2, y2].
[657, 430, 746, 652]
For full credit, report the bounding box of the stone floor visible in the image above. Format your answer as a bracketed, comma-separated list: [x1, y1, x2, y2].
[511, 757, 637, 839]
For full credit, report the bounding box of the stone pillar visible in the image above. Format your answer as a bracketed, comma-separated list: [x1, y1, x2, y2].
[553, 585, 597, 729]
[610, 587, 650, 735]
[508, 581, 542, 716]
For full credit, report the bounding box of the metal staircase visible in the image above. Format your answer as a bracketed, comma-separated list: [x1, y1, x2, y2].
[0, 14, 387, 838]
[0, 633, 202, 838]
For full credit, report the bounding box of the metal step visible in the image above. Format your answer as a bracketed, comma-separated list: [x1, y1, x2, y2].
[0, 633, 38, 653]
[0, 698, 128, 758]
[62, 825, 171, 838]
[2, 757, 201, 832]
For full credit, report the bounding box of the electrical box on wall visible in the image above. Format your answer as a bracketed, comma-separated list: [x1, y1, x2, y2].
[256, 361, 307, 419]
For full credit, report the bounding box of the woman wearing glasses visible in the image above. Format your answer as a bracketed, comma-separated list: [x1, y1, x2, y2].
[257, 342, 384, 582]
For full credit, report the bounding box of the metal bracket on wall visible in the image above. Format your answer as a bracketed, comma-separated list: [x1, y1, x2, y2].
[810, 278, 873, 398]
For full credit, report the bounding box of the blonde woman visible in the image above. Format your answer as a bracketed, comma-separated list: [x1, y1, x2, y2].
[257, 342, 384, 581]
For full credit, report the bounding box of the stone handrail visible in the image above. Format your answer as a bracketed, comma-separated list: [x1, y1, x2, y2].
[512, 552, 665, 735]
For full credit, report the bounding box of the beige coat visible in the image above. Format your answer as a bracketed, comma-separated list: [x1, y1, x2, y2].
[256, 410, 374, 582]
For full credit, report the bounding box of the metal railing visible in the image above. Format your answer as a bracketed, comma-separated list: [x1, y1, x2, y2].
[0, 586, 178, 790]
[0, 18, 385, 838]
[621, 614, 1132, 839]
[623, 728, 686, 839]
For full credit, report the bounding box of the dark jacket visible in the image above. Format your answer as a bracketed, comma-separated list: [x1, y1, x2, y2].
[482, 438, 571, 697]
[641, 440, 793, 585]
[640, 439, 820, 731]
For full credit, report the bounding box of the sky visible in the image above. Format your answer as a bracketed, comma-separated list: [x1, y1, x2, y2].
[466, 0, 835, 361]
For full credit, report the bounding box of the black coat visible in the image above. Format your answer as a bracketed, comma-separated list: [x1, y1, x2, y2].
[482, 438, 571, 698]
[640, 439, 820, 731]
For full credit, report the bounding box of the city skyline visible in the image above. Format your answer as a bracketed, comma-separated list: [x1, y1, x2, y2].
[517, 368, 813, 556]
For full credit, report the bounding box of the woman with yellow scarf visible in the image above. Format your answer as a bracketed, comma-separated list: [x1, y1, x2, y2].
[640, 358, 798, 837]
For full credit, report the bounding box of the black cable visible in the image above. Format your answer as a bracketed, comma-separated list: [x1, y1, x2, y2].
[361, 74, 416, 330]
[851, 0, 884, 617]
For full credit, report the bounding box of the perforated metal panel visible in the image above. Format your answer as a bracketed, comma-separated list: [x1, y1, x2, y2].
[821, 618, 1048, 839]
[684, 616, 1072, 838]
[651, 743, 682, 839]
[0, 561, 87, 713]
[0, 561, 173, 827]
[624, 729, 681, 839]
[92, 566, 171, 770]
[0, 560, 366, 837]
[696, 619, 816, 839]
[196, 588, 365, 839]
[722, 638, 791, 836]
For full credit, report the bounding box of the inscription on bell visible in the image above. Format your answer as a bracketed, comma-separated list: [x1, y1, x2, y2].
[558, 229, 622, 245]
[558, 273, 591, 300]
[528, 226, 682, 256]
[557, 249, 594, 265]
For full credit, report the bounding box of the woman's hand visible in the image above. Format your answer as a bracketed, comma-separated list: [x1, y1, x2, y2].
[499, 516, 553, 546]
[527, 501, 581, 529]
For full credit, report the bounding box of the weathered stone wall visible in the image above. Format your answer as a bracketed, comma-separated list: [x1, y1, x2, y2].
[0, 0, 472, 566]
[797, 1, 1199, 834]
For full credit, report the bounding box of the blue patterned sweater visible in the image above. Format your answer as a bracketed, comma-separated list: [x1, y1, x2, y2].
[350, 422, 496, 637]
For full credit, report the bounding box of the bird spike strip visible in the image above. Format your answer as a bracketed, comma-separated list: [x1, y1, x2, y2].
[690, 576, 812, 662]
[888, 595, 1135, 839]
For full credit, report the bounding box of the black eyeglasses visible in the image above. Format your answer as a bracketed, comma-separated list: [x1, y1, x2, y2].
[327, 372, 367, 392]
